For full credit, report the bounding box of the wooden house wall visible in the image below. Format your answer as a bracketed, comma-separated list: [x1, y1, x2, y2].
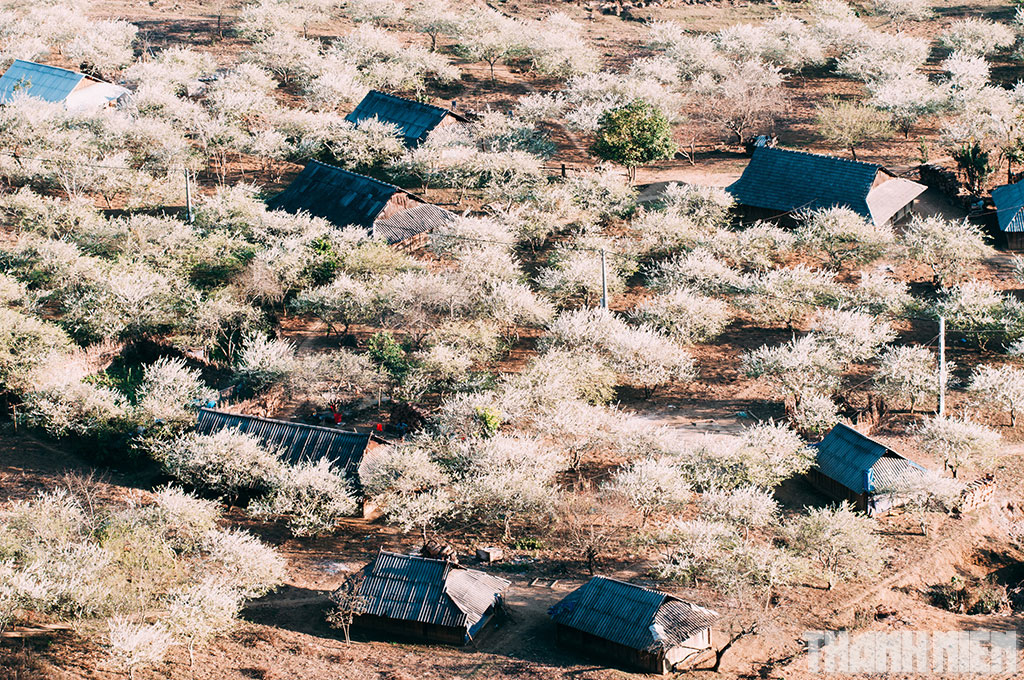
[1007, 232, 1024, 251]
[355, 613, 468, 646]
[555, 624, 669, 674]
[376, 192, 421, 221]
[806, 468, 868, 513]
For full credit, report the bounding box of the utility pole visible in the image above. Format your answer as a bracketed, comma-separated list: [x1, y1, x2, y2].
[600, 248, 608, 310]
[184, 168, 194, 224]
[938, 316, 946, 417]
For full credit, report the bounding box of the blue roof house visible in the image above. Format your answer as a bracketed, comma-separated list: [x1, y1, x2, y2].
[727, 146, 926, 226]
[810, 423, 928, 516]
[548, 576, 719, 674]
[266, 160, 456, 247]
[0, 60, 129, 112]
[345, 90, 466, 147]
[991, 180, 1024, 250]
[333, 551, 510, 645]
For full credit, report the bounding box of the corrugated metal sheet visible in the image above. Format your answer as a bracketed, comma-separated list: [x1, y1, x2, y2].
[0, 60, 85, 104]
[266, 161, 404, 229]
[866, 177, 927, 226]
[346, 90, 464, 147]
[373, 203, 456, 244]
[195, 408, 371, 478]
[814, 423, 926, 494]
[548, 577, 718, 652]
[353, 551, 509, 632]
[992, 181, 1024, 233]
[727, 146, 879, 222]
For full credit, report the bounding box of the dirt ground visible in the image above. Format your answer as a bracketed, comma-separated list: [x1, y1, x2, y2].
[6, 1, 1024, 678]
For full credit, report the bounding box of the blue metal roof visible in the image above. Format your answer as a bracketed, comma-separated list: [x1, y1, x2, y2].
[992, 181, 1024, 233]
[267, 160, 403, 229]
[0, 60, 85, 104]
[345, 90, 463, 147]
[814, 423, 925, 494]
[727, 146, 880, 221]
[195, 408, 372, 480]
[548, 576, 718, 652]
[350, 551, 509, 633]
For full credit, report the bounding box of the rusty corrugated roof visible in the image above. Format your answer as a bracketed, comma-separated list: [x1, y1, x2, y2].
[195, 408, 371, 479]
[548, 576, 718, 652]
[350, 551, 509, 633]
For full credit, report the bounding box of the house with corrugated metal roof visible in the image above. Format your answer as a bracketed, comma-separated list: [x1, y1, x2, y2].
[335, 550, 510, 645]
[0, 59, 129, 112]
[991, 180, 1024, 250]
[548, 576, 719, 674]
[195, 408, 383, 484]
[345, 90, 466, 148]
[727, 146, 926, 227]
[266, 160, 456, 248]
[810, 423, 928, 516]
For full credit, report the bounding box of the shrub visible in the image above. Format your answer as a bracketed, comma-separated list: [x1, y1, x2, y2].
[605, 456, 691, 525]
[916, 416, 1000, 478]
[630, 287, 733, 344]
[874, 345, 945, 413]
[150, 430, 285, 502]
[203, 528, 286, 599]
[678, 421, 814, 491]
[811, 308, 895, 363]
[790, 391, 841, 439]
[967, 364, 1024, 426]
[0, 308, 72, 394]
[939, 18, 1015, 57]
[544, 309, 696, 395]
[106, 618, 174, 680]
[19, 380, 134, 443]
[795, 207, 894, 268]
[903, 216, 989, 286]
[742, 335, 842, 407]
[250, 459, 358, 536]
[234, 333, 297, 390]
[134, 358, 216, 427]
[699, 486, 779, 529]
[786, 502, 883, 590]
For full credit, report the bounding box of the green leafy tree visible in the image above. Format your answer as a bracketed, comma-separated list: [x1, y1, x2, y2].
[590, 100, 677, 184]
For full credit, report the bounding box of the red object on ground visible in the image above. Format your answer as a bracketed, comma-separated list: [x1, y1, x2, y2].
[333, 412, 343, 424]
[375, 422, 384, 432]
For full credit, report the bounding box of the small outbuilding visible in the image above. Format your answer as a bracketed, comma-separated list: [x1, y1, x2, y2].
[991, 180, 1024, 250]
[266, 160, 456, 248]
[810, 423, 927, 516]
[339, 550, 510, 645]
[548, 576, 719, 674]
[727, 146, 926, 227]
[195, 408, 383, 482]
[345, 90, 466, 148]
[0, 59, 129, 112]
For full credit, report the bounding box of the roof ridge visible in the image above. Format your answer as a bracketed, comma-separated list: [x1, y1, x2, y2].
[757, 144, 879, 170]
[197, 407, 370, 439]
[363, 88, 453, 116]
[10, 59, 83, 78]
[305, 159, 403, 193]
